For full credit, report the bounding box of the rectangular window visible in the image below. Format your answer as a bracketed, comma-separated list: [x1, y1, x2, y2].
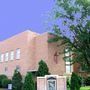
[0, 54, 3, 62]
[5, 67, 8, 72]
[0, 54, 1, 62]
[66, 65, 71, 73]
[65, 61, 73, 73]
[5, 52, 9, 61]
[66, 61, 70, 65]
[10, 51, 14, 60]
[16, 49, 20, 60]
[65, 48, 73, 73]
[47, 80, 56, 90]
[16, 65, 20, 72]
[65, 52, 70, 57]
[1, 54, 4, 62]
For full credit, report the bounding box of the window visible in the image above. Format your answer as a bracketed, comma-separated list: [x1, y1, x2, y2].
[5, 52, 9, 61]
[5, 67, 8, 72]
[16, 65, 20, 72]
[64, 48, 73, 73]
[47, 77, 56, 90]
[16, 49, 20, 59]
[10, 51, 14, 60]
[0, 54, 1, 62]
[1, 54, 4, 62]
[65, 48, 70, 57]
[65, 52, 70, 57]
[66, 64, 72, 73]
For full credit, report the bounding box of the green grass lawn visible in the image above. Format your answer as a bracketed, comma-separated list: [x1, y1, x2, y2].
[67, 86, 90, 90]
[80, 86, 90, 90]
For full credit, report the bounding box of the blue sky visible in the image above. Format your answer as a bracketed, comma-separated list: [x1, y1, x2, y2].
[0, 0, 54, 41]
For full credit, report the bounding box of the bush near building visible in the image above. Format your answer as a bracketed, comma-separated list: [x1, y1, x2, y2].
[67, 78, 71, 89]
[0, 75, 8, 88]
[2, 78, 11, 88]
[23, 72, 35, 90]
[85, 77, 90, 86]
[70, 72, 82, 90]
[37, 60, 50, 76]
[12, 70, 23, 90]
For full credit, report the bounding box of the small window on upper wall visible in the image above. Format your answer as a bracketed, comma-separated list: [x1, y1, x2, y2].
[10, 51, 14, 60]
[1, 54, 4, 62]
[16, 49, 20, 60]
[5, 52, 9, 61]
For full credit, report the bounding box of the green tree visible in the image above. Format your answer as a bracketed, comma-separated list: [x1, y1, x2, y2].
[12, 70, 22, 90]
[70, 72, 81, 90]
[23, 72, 35, 90]
[85, 76, 90, 86]
[49, 0, 90, 72]
[37, 60, 50, 76]
[0, 75, 7, 87]
[2, 78, 11, 88]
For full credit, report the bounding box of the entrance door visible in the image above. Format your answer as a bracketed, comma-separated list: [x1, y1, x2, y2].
[47, 78, 57, 90]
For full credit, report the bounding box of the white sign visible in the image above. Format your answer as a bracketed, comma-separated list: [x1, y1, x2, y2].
[8, 84, 12, 90]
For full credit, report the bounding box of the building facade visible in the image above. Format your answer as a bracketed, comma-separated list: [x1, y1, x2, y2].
[0, 30, 73, 77]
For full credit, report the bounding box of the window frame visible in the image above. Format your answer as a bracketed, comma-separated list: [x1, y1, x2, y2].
[10, 51, 14, 60]
[5, 52, 9, 62]
[64, 47, 73, 73]
[1, 54, 4, 62]
[16, 48, 21, 60]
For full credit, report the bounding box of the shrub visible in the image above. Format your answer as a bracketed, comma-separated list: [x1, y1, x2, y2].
[35, 81, 37, 90]
[37, 60, 50, 76]
[12, 70, 23, 90]
[2, 78, 11, 88]
[23, 72, 35, 90]
[0, 75, 8, 87]
[70, 72, 82, 90]
[85, 77, 90, 86]
[67, 78, 71, 89]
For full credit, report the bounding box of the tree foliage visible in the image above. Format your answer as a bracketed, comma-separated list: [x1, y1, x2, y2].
[85, 76, 90, 86]
[0, 75, 8, 88]
[37, 60, 50, 76]
[49, 0, 90, 72]
[70, 72, 81, 90]
[12, 70, 22, 90]
[23, 72, 35, 90]
[2, 78, 11, 88]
